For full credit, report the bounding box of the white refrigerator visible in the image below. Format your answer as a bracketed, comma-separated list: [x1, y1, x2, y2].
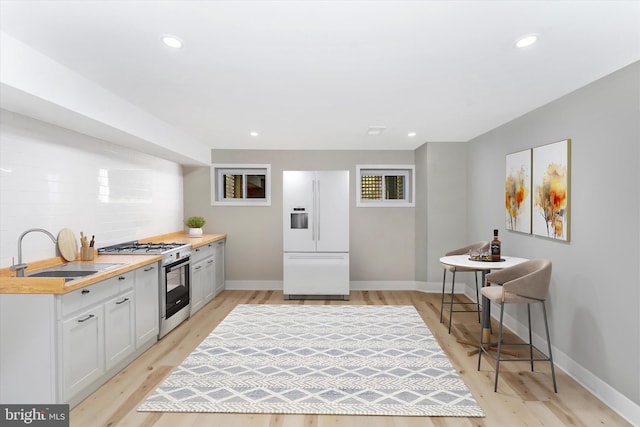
[283, 170, 349, 299]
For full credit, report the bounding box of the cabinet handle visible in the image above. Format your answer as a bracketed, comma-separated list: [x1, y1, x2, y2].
[195, 248, 200, 252]
[81, 289, 90, 294]
[207, 259, 214, 264]
[118, 276, 126, 281]
[194, 266, 202, 270]
[116, 298, 129, 305]
[144, 266, 155, 272]
[176, 299, 182, 305]
[78, 314, 94, 323]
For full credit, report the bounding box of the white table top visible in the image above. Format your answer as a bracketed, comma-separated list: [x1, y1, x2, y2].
[440, 254, 529, 270]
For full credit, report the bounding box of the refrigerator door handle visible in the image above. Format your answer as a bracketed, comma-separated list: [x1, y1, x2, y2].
[311, 179, 316, 241]
[317, 180, 320, 242]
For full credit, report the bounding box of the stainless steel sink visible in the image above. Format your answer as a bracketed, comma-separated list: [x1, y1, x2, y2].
[27, 262, 125, 282]
[29, 270, 98, 278]
[41, 262, 124, 272]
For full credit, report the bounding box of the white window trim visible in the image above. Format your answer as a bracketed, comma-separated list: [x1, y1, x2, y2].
[211, 163, 271, 206]
[356, 164, 415, 207]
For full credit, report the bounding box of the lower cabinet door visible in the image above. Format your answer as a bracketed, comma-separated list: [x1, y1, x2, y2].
[190, 261, 205, 315]
[104, 291, 135, 371]
[203, 257, 216, 303]
[135, 264, 159, 347]
[214, 240, 225, 296]
[62, 305, 105, 402]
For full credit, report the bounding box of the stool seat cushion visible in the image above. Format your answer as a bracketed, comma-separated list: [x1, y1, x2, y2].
[481, 285, 536, 304]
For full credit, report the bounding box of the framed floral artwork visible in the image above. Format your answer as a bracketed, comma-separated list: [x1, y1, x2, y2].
[505, 149, 531, 234]
[532, 139, 571, 241]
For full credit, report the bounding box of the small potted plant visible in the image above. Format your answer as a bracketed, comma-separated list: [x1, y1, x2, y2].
[185, 216, 206, 237]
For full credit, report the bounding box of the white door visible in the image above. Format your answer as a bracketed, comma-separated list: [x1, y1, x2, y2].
[316, 170, 349, 252]
[283, 171, 316, 252]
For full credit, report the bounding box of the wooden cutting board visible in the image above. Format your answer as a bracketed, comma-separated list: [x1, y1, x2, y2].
[57, 228, 78, 261]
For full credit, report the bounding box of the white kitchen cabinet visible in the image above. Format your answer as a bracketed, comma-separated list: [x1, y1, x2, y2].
[202, 256, 216, 303]
[60, 271, 134, 403]
[214, 239, 225, 296]
[104, 290, 135, 371]
[190, 243, 215, 315]
[61, 305, 105, 402]
[190, 260, 205, 314]
[134, 263, 159, 347]
[0, 294, 57, 404]
[0, 262, 160, 408]
[191, 242, 214, 264]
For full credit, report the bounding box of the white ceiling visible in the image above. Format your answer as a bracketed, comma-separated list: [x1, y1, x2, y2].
[1, 0, 639, 154]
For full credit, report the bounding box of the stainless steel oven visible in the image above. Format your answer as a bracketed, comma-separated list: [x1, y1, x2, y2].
[159, 255, 190, 338]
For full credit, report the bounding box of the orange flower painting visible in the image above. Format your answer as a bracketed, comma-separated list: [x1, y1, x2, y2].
[532, 140, 570, 241]
[505, 149, 531, 233]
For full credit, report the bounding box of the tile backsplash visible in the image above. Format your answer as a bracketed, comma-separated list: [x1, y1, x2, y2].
[0, 110, 184, 268]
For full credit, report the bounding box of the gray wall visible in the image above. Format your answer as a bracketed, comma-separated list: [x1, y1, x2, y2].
[414, 141, 471, 283]
[467, 62, 640, 406]
[183, 150, 416, 284]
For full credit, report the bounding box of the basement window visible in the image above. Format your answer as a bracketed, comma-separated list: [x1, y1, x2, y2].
[356, 165, 415, 207]
[211, 164, 271, 206]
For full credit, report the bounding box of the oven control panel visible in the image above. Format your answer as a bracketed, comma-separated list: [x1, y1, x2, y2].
[162, 249, 191, 266]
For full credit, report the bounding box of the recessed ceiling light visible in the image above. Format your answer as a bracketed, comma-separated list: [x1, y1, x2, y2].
[515, 34, 538, 48]
[408, 132, 417, 137]
[250, 132, 259, 137]
[366, 126, 386, 136]
[161, 34, 183, 49]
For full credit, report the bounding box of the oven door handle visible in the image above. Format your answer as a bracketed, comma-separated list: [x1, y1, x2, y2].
[165, 257, 190, 271]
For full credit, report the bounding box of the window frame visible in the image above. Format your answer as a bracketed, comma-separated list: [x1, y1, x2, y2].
[210, 163, 271, 206]
[356, 164, 415, 207]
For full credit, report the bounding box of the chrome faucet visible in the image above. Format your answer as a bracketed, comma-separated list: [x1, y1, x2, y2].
[10, 228, 58, 277]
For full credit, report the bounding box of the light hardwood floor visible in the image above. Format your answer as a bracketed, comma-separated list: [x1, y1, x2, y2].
[70, 290, 631, 426]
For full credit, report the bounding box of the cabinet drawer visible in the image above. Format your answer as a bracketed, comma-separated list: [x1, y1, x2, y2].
[191, 243, 214, 264]
[60, 271, 134, 318]
[283, 253, 349, 296]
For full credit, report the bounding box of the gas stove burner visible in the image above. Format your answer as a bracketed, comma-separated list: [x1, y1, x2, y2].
[98, 241, 191, 255]
[132, 243, 183, 251]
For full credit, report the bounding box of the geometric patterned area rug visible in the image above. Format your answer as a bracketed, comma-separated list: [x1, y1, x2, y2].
[138, 304, 484, 417]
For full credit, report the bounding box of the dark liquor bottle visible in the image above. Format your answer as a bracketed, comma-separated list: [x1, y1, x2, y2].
[491, 229, 501, 261]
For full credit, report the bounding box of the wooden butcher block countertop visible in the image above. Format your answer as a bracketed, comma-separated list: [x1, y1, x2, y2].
[0, 232, 227, 295]
[139, 231, 226, 249]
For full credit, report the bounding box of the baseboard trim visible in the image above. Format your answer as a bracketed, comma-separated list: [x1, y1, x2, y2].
[225, 280, 282, 291]
[350, 280, 418, 291]
[225, 280, 442, 292]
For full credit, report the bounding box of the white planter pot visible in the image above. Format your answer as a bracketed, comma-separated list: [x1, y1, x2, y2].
[188, 228, 203, 237]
